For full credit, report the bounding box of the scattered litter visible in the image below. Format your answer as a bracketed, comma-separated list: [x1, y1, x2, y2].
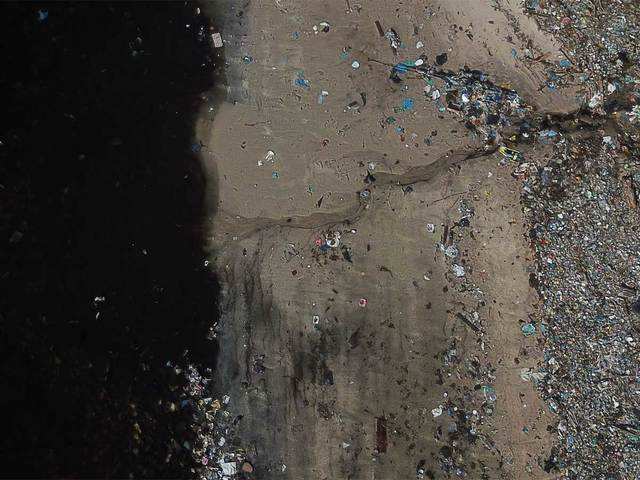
[358, 298, 368, 308]
[431, 405, 443, 417]
[351, 60, 360, 69]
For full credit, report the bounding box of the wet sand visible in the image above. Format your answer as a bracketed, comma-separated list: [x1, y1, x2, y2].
[197, 0, 577, 477]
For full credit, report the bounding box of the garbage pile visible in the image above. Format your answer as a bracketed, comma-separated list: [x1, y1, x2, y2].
[525, 0, 640, 95]
[431, 69, 531, 144]
[171, 363, 250, 480]
[392, 60, 531, 144]
[522, 133, 640, 478]
[511, 4, 640, 478]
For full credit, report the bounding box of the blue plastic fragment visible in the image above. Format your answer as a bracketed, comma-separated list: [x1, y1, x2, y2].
[539, 129, 558, 138]
[393, 62, 414, 74]
[295, 72, 310, 89]
[559, 59, 572, 68]
[37, 9, 48, 22]
[402, 98, 414, 110]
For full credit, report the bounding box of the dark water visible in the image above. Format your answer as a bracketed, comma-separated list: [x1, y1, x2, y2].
[0, 2, 220, 477]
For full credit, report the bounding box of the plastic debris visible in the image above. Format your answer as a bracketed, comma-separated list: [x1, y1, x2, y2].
[519, 368, 546, 383]
[317, 90, 329, 104]
[588, 92, 603, 109]
[435, 52, 448, 65]
[211, 32, 223, 48]
[499, 146, 521, 160]
[295, 72, 311, 89]
[258, 150, 275, 166]
[384, 28, 401, 54]
[521, 323, 536, 336]
[451, 264, 465, 277]
[402, 98, 414, 110]
[325, 231, 341, 248]
[443, 244, 459, 258]
[220, 461, 237, 476]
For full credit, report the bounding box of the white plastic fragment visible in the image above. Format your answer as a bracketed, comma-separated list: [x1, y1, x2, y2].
[220, 461, 237, 476]
[452, 264, 465, 277]
[259, 150, 276, 166]
[443, 244, 459, 258]
[211, 32, 223, 48]
[588, 92, 602, 109]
